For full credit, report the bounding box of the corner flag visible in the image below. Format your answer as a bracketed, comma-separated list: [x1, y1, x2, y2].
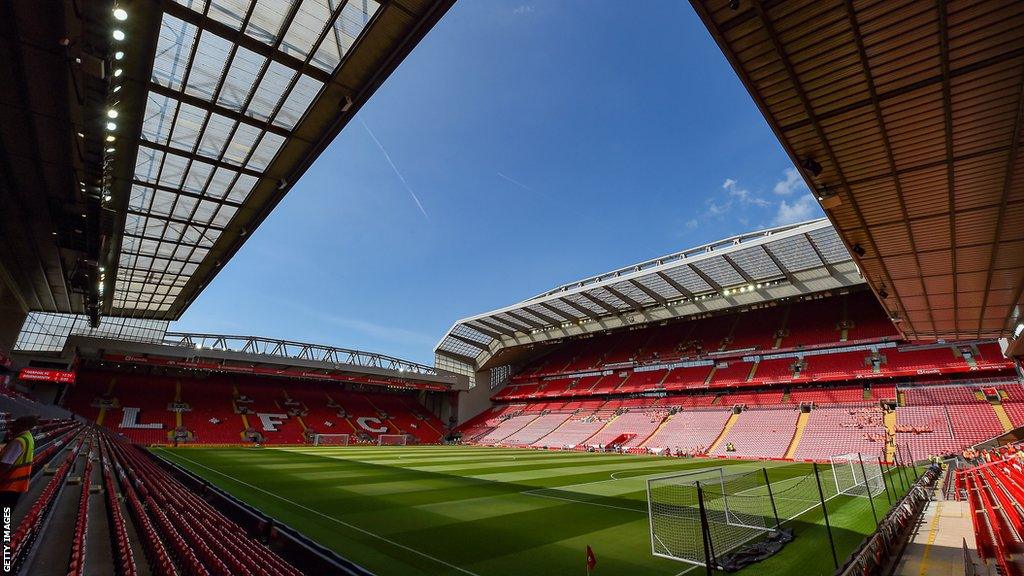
[586, 545, 597, 574]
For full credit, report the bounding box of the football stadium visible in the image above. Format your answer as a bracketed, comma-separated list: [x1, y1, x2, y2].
[1, 1, 1023, 575]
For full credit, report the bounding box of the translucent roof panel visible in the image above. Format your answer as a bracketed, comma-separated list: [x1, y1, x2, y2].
[767, 235, 825, 273]
[727, 246, 784, 280]
[637, 274, 685, 300]
[607, 280, 657, 306]
[807, 227, 849, 265]
[663, 265, 713, 294]
[692, 258, 745, 288]
[115, 0, 381, 315]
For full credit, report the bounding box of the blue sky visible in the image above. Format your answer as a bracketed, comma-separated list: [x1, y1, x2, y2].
[173, 1, 823, 364]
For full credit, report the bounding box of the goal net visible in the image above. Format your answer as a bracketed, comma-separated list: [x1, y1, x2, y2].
[648, 467, 778, 566]
[377, 434, 407, 446]
[313, 433, 349, 446]
[830, 453, 885, 498]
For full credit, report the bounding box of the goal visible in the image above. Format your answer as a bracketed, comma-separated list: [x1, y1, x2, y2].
[830, 452, 885, 498]
[312, 433, 349, 446]
[377, 434, 407, 446]
[648, 466, 827, 569]
[648, 467, 779, 567]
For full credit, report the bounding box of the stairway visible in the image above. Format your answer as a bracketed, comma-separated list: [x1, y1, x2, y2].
[174, 380, 183, 428]
[581, 414, 617, 445]
[991, 403, 1014, 433]
[96, 377, 117, 425]
[883, 409, 898, 461]
[708, 410, 741, 454]
[704, 366, 717, 386]
[784, 411, 810, 459]
[746, 360, 759, 382]
[639, 413, 675, 448]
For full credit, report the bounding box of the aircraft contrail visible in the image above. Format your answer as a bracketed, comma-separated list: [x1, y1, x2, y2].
[359, 116, 430, 221]
[497, 171, 534, 192]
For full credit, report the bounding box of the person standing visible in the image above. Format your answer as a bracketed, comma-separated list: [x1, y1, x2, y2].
[0, 415, 38, 509]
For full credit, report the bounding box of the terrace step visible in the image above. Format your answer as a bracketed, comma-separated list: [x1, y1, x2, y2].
[991, 403, 1014, 433]
[707, 410, 740, 454]
[883, 409, 897, 462]
[638, 414, 674, 448]
[784, 410, 810, 459]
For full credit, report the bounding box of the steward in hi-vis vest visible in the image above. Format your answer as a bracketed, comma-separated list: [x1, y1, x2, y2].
[0, 415, 39, 509]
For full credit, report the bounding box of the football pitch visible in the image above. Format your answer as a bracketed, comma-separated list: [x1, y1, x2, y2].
[154, 445, 916, 576]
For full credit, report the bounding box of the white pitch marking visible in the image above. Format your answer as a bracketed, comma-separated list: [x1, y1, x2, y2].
[522, 490, 647, 514]
[155, 448, 483, 576]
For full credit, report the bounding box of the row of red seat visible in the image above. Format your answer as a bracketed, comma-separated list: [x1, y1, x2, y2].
[99, 438, 138, 576]
[499, 343, 1013, 401]
[65, 370, 446, 445]
[956, 459, 1024, 576]
[107, 431, 303, 576]
[514, 291, 899, 381]
[66, 454, 94, 576]
[12, 427, 86, 572]
[464, 381, 1017, 461]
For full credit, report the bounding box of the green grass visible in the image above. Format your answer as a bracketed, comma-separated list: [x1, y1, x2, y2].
[154, 446, 914, 576]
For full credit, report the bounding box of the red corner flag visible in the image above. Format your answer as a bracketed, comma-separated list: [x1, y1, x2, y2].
[586, 545, 597, 573]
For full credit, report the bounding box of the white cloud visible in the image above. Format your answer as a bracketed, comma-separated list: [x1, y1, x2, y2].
[705, 198, 732, 216]
[685, 218, 699, 230]
[513, 5, 535, 14]
[773, 167, 808, 196]
[772, 193, 818, 226]
[722, 177, 769, 207]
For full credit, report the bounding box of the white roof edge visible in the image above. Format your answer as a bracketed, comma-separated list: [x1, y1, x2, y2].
[433, 218, 842, 358]
[525, 217, 830, 302]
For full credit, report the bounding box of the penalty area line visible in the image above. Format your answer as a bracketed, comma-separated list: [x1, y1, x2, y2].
[153, 448, 483, 576]
[520, 489, 647, 514]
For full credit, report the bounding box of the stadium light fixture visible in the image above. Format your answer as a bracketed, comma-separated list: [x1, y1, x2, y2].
[106, 122, 116, 131]
[800, 157, 823, 177]
[115, 51, 124, 60]
[112, 29, 125, 41]
[113, 7, 128, 21]
[107, 109, 118, 119]
[113, 68, 123, 77]
[106, 135, 115, 142]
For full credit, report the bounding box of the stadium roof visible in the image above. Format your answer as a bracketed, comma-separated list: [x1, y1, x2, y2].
[66, 331, 463, 391]
[692, 0, 1024, 341]
[436, 218, 868, 370]
[0, 0, 453, 324]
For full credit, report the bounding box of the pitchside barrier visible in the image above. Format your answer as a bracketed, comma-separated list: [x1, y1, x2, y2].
[648, 452, 900, 574]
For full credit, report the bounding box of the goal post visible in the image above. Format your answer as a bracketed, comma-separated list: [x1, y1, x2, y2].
[313, 433, 349, 446]
[648, 466, 817, 570]
[377, 434, 407, 446]
[830, 452, 885, 498]
[648, 467, 779, 567]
